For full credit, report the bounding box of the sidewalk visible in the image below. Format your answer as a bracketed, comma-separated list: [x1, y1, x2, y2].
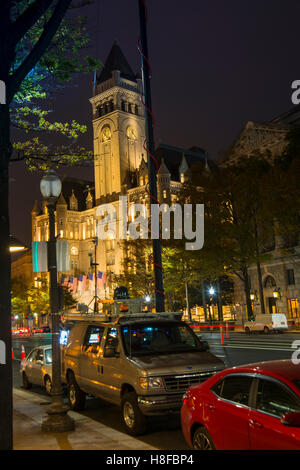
[13, 388, 156, 450]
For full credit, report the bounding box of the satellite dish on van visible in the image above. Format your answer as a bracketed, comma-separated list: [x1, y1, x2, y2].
[114, 286, 130, 300]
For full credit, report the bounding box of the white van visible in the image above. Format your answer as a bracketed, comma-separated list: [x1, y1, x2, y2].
[244, 313, 288, 334]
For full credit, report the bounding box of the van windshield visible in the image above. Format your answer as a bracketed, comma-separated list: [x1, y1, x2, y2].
[121, 323, 201, 356]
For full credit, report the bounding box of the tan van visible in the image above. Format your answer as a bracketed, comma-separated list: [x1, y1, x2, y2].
[61, 315, 224, 435]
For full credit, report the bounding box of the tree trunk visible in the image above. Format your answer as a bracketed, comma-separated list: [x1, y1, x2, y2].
[202, 281, 208, 321]
[242, 266, 254, 321]
[185, 279, 192, 322]
[0, 103, 13, 450]
[216, 278, 223, 321]
[256, 260, 265, 314]
[254, 217, 265, 314]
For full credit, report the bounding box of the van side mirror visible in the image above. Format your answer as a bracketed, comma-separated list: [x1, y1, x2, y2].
[281, 412, 300, 427]
[199, 340, 209, 351]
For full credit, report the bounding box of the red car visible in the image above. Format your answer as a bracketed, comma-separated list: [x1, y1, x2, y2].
[181, 360, 300, 450]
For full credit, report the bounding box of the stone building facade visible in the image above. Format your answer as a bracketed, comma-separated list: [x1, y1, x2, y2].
[31, 43, 211, 308]
[222, 106, 300, 322]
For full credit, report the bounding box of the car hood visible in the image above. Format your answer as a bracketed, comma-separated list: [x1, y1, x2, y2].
[128, 351, 224, 376]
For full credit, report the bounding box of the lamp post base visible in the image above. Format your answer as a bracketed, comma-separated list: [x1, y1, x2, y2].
[41, 404, 75, 433]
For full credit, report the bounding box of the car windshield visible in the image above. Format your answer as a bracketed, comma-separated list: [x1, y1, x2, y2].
[44, 349, 52, 364]
[121, 323, 201, 356]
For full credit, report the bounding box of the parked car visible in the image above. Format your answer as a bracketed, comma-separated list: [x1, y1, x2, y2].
[181, 360, 300, 450]
[244, 313, 288, 334]
[61, 316, 224, 435]
[20, 345, 52, 395]
[41, 325, 51, 333]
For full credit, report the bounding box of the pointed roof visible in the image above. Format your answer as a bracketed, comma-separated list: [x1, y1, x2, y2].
[57, 192, 67, 206]
[97, 42, 136, 85]
[157, 158, 170, 176]
[31, 200, 39, 214]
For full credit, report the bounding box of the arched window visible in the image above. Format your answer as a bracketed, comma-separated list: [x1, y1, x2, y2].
[101, 126, 111, 142]
[264, 275, 276, 288]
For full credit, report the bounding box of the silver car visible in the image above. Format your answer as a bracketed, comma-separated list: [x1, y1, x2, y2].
[20, 345, 52, 395]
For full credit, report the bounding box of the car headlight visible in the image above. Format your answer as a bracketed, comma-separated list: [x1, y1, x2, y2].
[139, 377, 165, 390]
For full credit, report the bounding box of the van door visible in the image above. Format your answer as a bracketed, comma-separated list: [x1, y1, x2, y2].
[99, 327, 122, 404]
[79, 325, 105, 395]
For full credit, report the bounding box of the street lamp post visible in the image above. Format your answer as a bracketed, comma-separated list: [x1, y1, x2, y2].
[40, 169, 74, 433]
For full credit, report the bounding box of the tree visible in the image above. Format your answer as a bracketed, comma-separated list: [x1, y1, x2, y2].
[0, 0, 95, 450]
[178, 158, 275, 321]
[114, 239, 154, 299]
[11, 276, 77, 325]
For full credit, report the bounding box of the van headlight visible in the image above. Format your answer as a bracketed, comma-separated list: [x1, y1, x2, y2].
[139, 377, 165, 390]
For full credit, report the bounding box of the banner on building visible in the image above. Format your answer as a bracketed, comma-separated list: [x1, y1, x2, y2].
[32, 241, 48, 273]
[32, 241, 70, 273]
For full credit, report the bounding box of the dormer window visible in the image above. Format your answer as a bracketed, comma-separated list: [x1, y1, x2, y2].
[163, 189, 167, 199]
[180, 173, 185, 183]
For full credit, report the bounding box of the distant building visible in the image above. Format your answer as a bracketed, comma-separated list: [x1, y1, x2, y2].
[11, 251, 33, 283]
[31, 43, 212, 307]
[223, 106, 300, 322]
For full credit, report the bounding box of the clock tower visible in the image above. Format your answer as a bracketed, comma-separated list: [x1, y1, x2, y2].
[89, 42, 146, 203]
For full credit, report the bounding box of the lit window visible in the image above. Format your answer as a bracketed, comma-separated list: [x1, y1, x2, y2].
[180, 173, 185, 183]
[163, 189, 167, 199]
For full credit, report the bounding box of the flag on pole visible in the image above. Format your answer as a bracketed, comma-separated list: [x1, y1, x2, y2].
[78, 274, 87, 291]
[88, 273, 94, 290]
[72, 277, 78, 293]
[82, 275, 87, 291]
[67, 276, 74, 292]
[97, 271, 103, 289]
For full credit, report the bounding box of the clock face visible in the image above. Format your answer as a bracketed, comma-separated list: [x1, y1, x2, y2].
[101, 126, 111, 142]
[127, 126, 137, 140]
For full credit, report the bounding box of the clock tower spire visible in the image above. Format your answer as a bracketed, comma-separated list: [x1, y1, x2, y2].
[90, 43, 146, 203]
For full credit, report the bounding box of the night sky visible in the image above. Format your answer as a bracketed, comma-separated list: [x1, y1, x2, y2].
[9, 0, 300, 247]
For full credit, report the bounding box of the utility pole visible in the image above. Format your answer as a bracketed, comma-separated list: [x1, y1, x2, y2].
[40, 170, 74, 433]
[138, 0, 165, 312]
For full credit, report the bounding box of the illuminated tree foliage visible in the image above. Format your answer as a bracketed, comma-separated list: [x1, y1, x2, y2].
[10, 0, 98, 169]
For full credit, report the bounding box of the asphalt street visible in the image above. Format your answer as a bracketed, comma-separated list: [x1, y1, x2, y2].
[12, 331, 299, 450]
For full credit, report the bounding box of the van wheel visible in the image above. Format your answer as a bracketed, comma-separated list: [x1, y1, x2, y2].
[192, 426, 215, 450]
[22, 372, 32, 390]
[245, 327, 251, 335]
[44, 375, 52, 395]
[263, 326, 270, 335]
[121, 392, 147, 436]
[67, 372, 86, 411]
